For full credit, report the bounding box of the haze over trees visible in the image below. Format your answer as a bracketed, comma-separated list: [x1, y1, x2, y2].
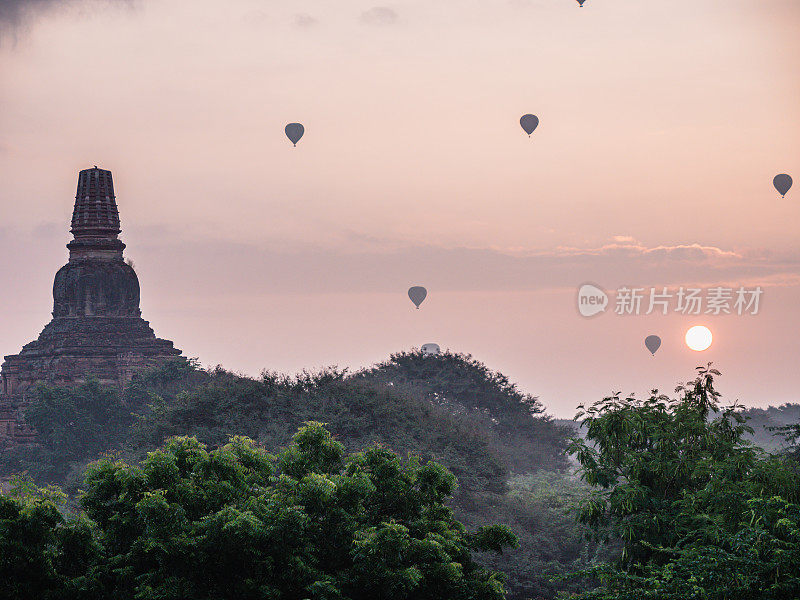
[2, 354, 800, 599]
[1, 352, 593, 598]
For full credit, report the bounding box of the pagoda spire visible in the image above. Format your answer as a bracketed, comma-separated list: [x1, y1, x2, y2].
[67, 167, 125, 259]
[71, 167, 120, 238]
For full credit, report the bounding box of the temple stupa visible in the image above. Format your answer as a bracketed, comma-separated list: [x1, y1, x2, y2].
[0, 167, 181, 445]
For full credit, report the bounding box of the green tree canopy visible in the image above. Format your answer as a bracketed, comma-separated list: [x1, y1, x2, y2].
[0, 422, 517, 600]
[569, 365, 800, 599]
[0, 354, 583, 599]
[361, 350, 570, 474]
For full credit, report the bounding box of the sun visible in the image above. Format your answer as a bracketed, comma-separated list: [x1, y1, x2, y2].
[685, 325, 713, 351]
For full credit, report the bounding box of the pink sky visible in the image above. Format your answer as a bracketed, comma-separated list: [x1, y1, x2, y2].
[1, 0, 799, 416]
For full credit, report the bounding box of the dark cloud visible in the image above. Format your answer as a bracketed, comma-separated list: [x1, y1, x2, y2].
[0, 0, 134, 33]
[360, 6, 398, 26]
[0, 0, 52, 29]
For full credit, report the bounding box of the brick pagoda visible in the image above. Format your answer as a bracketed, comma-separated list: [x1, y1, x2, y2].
[0, 167, 181, 446]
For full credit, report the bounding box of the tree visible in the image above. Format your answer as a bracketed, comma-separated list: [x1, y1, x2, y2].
[771, 421, 800, 461]
[0, 477, 104, 600]
[361, 350, 571, 474]
[568, 365, 800, 599]
[4, 378, 134, 482]
[1, 355, 575, 598]
[477, 471, 606, 600]
[0, 423, 517, 599]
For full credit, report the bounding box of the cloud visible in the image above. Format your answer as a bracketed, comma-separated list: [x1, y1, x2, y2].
[545, 241, 742, 262]
[292, 13, 318, 28]
[360, 6, 398, 26]
[106, 231, 800, 299]
[31, 221, 64, 239]
[3, 224, 796, 302]
[242, 9, 269, 25]
[0, 0, 51, 29]
[507, 0, 548, 8]
[0, 0, 134, 34]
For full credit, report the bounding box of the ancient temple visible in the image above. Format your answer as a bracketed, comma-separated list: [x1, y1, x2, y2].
[0, 167, 181, 446]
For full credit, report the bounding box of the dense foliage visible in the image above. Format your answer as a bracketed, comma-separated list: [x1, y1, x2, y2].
[6, 379, 133, 482]
[0, 422, 517, 599]
[569, 365, 800, 599]
[557, 402, 800, 456]
[774, 421, 800, 460]
[478, 471, 606, 599]
[1, 352, 593, 599]
[14, 354, 800, 598]
[360, 351, 571, 474]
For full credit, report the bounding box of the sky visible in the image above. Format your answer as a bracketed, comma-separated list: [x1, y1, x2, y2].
[1, 0, 799, 417]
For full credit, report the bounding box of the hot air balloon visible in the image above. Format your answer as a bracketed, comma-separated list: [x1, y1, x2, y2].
[285, 123, 304, 147]
[774, 174, 793, 198]
[520, 114, 539, 136]
[421, 343, 440, 355]
[644, 335, 661, 356]
[408, 286, 427, 309]
[577, 0, 587, 6]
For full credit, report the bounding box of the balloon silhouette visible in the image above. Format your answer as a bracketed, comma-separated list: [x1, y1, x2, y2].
[645, 335, 661, 356]
[408, 286, 427, 309]
[520, 114, 539, 136]
[774, 174, 793, 198]
[285, 123, 304, 147]
[421, 343, 440, 355]
[577, 0, 587, 6]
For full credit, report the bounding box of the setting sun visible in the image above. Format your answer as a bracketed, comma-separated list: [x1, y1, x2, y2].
[685, 326, 713, 351]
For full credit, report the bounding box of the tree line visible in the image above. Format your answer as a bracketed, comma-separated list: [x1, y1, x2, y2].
[2, 355, 799, 598]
